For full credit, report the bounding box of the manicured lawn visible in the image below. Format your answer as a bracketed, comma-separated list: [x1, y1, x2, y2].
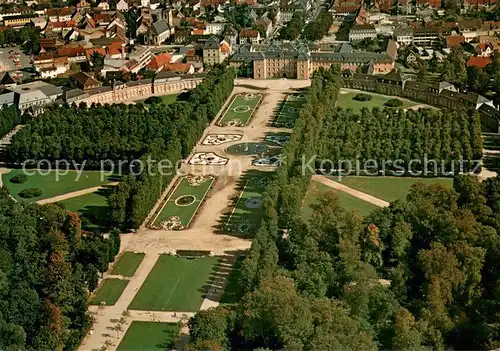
[220, 256, 245, 306]
[160, 93, 179, 105]
[225, 174, 270, 235]
[336, 91, 419, 113]
[153, 176, 214, 226]
[58, 191, 110, 232]
[302, 180, 378, 219]
[218, 93, 262, 126]
[274, 93, 305, 128]
[3, 169, 115, 202]
[128, 255, 220, 312]
[91, 279, 128, 306]
[117, 321, 179, 351]
[111, 252, 145, 277]
[335, 176, 453, 202]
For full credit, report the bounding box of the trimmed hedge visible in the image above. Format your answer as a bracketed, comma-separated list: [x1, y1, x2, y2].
[9, 174, 28, 184]
[353, 93, 373, 101]
[18, 188, 42, 198]
[385, 98, 403, 107]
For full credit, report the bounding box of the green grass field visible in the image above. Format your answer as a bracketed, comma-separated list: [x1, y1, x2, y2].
[337, 91, 419, 113]
[3, 169, 115, 202]
[219, 256, 245, 306]
[274, 93, 305, 128]
[218, 93, 262, 126]
[335, 176, 453, 202]
[153, 176, 214, 226]
[128, 255, 220, 312]
[159, 93, 179, 105]
[302, 180, 378, 219]
[91, 279, 129, 306]
[58, 191, 110, 232]
[117, 321, 179, 351]
[111, 252, 145, 277]
[225, 175, 270, 235]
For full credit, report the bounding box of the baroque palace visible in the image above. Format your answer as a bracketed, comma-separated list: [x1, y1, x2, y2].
[230, 41, 397, 79]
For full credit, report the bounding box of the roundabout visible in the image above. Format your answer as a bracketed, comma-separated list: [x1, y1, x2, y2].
[225, 142, 269, 156]
[175, 195, 196, 207]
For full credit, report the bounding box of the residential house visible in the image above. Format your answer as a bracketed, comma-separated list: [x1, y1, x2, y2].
[45, 7, 74, 22]
[446, 35, 465, 48]
[146, 19, 174, 45]
[330, 0, 363, 22]
[255, 17, 273, 38]
[98, 0, 110, 10]
[466, 56, 491, 69]
[117, 0, 129, 12]
[146, 52, 172, 71]
[128, 45, 153, 71]
[206, 22, 225, 35]
[463, 0, 496, 10]
[224, 25, 238, 45]
[394, 27, 413, 46]
[413, 29, 439, 46]
[239, 28, 260, 44]
[162, 62, 195, 74]
[203, 36, 223, 65]
[71, 72, 102, 91]
[349, 24, 377, 41]
[38, 57, 69, 78]
[475, 42, 494, 57]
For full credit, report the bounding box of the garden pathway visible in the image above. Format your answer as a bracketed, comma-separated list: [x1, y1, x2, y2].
[312, 175, 390, 207]
[36, 182, 119, 205]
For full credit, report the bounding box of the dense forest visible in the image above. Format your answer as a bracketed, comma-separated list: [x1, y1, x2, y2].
[0, 188, 120, 350]
[317, 106, 483, 174]
[8, 66, 235, 230]
[187, 67, 500, 350]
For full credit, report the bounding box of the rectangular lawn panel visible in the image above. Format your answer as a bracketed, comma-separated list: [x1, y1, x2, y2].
[302, 180, 378, 219]
[117, 321, 179, 351]
[334, 176, 453, 203]
[128, 255, 220, 312]
[336, 91, 419, 113]
[219, 256, 245, 306]
[111, 252, 145, 277]
[3, 169, 115, 202]
[58, 191, 110, 232]
[153, 176, 214, 226]
[225, 175, 270, 235]
[218, 93, 262, 126]
[91, 279, 128, 306]
[274, 93, 305, 127]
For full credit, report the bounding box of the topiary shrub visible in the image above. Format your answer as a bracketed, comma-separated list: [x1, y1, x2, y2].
[9, 174, 28, 184]
[385, 98, 403, 107]
[18, 188, 42, 199]
[353, 93, 373, 101]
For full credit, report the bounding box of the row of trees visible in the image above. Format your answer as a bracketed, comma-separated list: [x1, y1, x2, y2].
[317, 105, 483, 173]
[187, 67, 500, 350]
[0, 188, 120, 350]
[0, 105, 21, 139]
[303, 11, 333, 41]
[279, 12, 304, 41]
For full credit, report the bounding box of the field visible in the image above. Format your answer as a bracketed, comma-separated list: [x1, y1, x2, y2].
[58, 191, 110, 232]
[337, 91, 419, 113]
[128, 255, 220, 312]
[3, 169, 114, 202]
[219, 256, 245, 306]
[225, 174, 270, 235]
[274, 93, 306, 128]
[111, 252, 145, 277]
[335, 176, 453, 202]
[117, 321, 179, 351]
[153, 176, 214, 227]
[91, 279, 129, 306]
[217, 93, 262, 126]
[302, 180, 378, 219]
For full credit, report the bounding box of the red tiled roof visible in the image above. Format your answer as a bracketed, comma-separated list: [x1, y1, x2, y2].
[57, 46, 85, 57]
[466, 56, 491, 68]
[162, 62, 192, 73]
[446, 35, 465, 48]
[239, 29, 259, 38]
[146, 53, 172, 70]
[86, 47, 106, 59]
[52, 20, 76, 28]
[220, 43, 230, 53]
[192, 29, 205, 35]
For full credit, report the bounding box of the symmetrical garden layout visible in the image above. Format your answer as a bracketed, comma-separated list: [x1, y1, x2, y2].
[152, 175, 214, 230]
[217, 93, 263, 126]
[117, 321, 179, 351]
[128, 255, 220, 312]
[225, 173, 270, 235]
[274, 93, 306, 128]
